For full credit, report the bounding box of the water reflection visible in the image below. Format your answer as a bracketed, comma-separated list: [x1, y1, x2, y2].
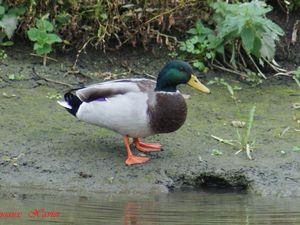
[0, 190, 299, 224]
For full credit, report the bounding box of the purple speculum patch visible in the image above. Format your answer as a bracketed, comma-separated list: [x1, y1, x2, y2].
[95, 97, 107, 102]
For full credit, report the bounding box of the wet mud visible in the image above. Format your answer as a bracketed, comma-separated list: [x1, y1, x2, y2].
[0, 43, 300, 196]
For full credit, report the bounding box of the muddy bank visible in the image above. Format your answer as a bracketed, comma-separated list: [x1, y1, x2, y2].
[0, 43, 300, 197]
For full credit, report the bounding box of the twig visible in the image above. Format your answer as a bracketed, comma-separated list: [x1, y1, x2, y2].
[211, 135, 237, 146]
[280, 126, 290, 137]
[292, 20, 300, 44]
[32, 67, 74, 88]
[246, 53, 266, 79]
[141, 72, 156, 80]
[237, 44, 247, 68]
[263, 58, 287, 73]
[211, 62, 243, 76]
[30, 53, 58, 62]
[131, 70, 156, 80]
[72, 37, 96, 70]
[274, 71, 294, 77]
[221, 53, 236, 71]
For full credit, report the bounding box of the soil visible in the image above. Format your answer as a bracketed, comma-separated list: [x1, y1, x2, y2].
[0, 40, 299, 197]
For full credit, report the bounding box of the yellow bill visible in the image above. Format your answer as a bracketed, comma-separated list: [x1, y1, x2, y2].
[187, 74, 211, 93]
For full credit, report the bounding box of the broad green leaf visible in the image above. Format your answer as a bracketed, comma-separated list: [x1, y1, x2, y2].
[0, 6, 5, 15]
[264, 19, 284, 36]
[207, 34, 223, 51]
[46, 33, 62, 44]
[8, 6, 26, 16]
[27, 28, 39, 41]
[193, 60, 205, 71]
[187, 28, 197, 35]
[216, 45, 224, 54]
[33, 42, 42, 51]
[241, 26, 255, 53]
[36, 19, 53, 32]
[195, 21, 204, 34]
[0, 15, 17, 38]
[252, 37, 262, 59]
[36, 32, 49, 43]
[34, 43, 52, 55]
[260, 32, 275, 60]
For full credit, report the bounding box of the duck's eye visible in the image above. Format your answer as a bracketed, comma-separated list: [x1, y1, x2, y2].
[179, 66, 185, 72]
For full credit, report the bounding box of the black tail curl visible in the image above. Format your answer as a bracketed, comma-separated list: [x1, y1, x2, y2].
[64, 92, 82, 116]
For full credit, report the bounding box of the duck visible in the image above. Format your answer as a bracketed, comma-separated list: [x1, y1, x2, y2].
[57, 60, 210, 165]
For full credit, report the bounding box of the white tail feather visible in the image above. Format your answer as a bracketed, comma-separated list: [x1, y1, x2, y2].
[57, 100, 72, 109]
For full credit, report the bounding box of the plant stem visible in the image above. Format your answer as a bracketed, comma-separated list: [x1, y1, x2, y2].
[244, 106, 256, 146]
[43, 54, 47, 66]
[246, 53, 266, 79]
[211, 135, 237, 146]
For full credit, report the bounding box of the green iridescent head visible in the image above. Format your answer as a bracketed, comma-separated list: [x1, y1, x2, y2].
[155, 60, 210, 93]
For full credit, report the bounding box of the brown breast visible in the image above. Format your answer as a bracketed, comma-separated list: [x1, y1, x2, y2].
[147, 92, 187, 134]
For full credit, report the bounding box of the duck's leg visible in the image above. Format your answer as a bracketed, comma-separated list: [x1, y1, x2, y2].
[133, 138, 161, 153]
[124, 136, 150, 165]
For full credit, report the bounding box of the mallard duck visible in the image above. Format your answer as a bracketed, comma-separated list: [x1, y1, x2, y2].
[58, 60, 210, 165]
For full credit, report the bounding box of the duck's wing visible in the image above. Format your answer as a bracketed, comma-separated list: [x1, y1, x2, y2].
[76, 78, 156, 102]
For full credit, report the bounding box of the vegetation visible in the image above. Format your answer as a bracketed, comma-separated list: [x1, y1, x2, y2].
[27, 15, 62, 66]
[278, 0, 300, 11]
[0, 2, 25, 45]
[7, 0, 204, 51]
[180, 1, 284, 79]
[292, 67, 300, 88]
[1, 0, 299, 84]
[0, 2, 25, 61]
[211, 103, 256, 160]
[208, 78, 256, 159]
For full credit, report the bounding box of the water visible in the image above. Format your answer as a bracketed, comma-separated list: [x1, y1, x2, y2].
[1, 190, 300, 225]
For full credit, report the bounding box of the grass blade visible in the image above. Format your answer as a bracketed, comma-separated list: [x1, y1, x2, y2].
[245, 106, 256, 145]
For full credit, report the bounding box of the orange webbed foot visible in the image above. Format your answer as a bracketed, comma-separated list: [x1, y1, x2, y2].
[123, 136, 150, 166]
[125, 155, 150, 166]
[133, 138, 161, 153]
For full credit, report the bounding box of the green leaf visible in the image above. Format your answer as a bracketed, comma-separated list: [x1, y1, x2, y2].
[100, 13, 108, 21]
[36, 32, 49, 43]
[260, 32, 275, 60]
[45, 33, 62, 44]
[252, 37, 262, 58]
[8, 6, 26, 16]
[33, 42, 42, 51]
[211, 149, 223, 156]
[216, 45, 224, 54]
[34, 43, 52, 55]
[0, 6, 5, 15]
[193, 60, 205, 71]
[0, 40, 14, 46]
[27, 28, 39, 41]
[37, 19, 54, 32]
[0, 15, 18, 39]
[264, 19, 284, 36]
[241, 26, 255, 53]
[187, 28, 197, 35]
[8, 74, 16, 80]
[292, 146, 300, 152]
